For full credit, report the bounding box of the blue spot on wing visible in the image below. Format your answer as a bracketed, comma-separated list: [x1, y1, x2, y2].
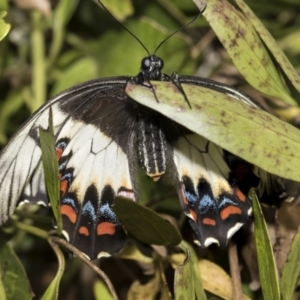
[56, 141, 67, 149]
[198, 194, 218, 213]
[218, 197, 238, 210]
[185, 191, 197, 205]
[100, 203, 117, 223]
[82, 201, 97, 222]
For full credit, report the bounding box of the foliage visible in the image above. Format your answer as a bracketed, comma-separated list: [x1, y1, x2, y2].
[0, 0, 300, 299]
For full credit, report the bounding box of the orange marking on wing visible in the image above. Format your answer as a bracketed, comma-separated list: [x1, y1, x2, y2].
[60, 205, 77, 223]
[220, 206, 242, 220]
[234, 187, 246, 202]
[97, 222, 116, 236]
[79, 226, 89, 236]
[56, 148, 63, 160]
[181, 186, 189, 205]
[189, 209, 197, 221]
[182, 196, 188, 205]
[60, 180, 68, 196]
[202, 218, 216, 226]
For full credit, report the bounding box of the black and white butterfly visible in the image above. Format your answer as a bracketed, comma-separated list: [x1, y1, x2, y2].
[0, 51, 278, 259]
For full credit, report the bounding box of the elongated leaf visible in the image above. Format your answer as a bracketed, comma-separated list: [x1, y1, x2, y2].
[126, 81, 300, 181]
[178, 241, 206, 300]
[127, 270, 162, 300]
[0, 11, 10, 41]
[47, 0, 79, 68]
[235, 0, 300, 95]
[280, 227, 300, 300]
[94, 280, 114, 300]
[250, 191, 280, 300]
[100, 0, 133, 22]
[113, 197, 182, 246]
[116, 243, 154, 264]
[196, 0, 297, 105]
[198, 259, 250, 300]
[39, 108, 62, 233]
[0, 234, 33, 300]
[40, 239, 65, 300]
[174, 250, 195, 300]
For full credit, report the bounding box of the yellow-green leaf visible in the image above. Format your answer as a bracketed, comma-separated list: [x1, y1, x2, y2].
[0, 11, 10, 42]
[40, 239, 66, 300]
[196, 0, 297, 105]
[235, 0, 300, 96]
[198, 259, 250, 300]
[39, 108, 62, 233]
[250, 191, 280, 300]
[126, 81, 300, 181]
[280, 227, 300, 300]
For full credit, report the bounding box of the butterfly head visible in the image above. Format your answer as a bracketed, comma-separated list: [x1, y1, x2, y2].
[139, 55, 164, 81]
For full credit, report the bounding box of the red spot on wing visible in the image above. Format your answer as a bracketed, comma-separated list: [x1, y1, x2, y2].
[220, 206, 242, 220]
[189, 209, 197, 221]
[61, 204, 77, 223]
[79, 226, 89, 236]
[234, 187, 246, 202]
[97, 222, 116, 236]
[182, 196, 189, 205]
[202, 218, 216, 226]
[56, 148, 64, 160]
[181, 186, 189, 205]
[60, 180, 68, 196]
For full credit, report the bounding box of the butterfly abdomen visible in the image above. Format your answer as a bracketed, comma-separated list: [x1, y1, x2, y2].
[137, 119, 167, 181]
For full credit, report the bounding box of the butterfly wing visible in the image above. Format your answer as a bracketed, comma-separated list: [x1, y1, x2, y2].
[172, 133, 252, 246]
[0, 95, 67, 221]
[0, 77, 141, 258]
[55, 91, 139, 258]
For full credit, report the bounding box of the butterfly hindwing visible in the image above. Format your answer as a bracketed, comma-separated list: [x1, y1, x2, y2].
[173, 134, 252, 247]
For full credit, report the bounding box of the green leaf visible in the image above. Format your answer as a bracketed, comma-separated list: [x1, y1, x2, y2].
[126, 81, 300, 182]
[250, 191, 280, 300]
[94, 280, 114, 300]
[50, 57, 98, 95]
[116, 243, 154, 264]
[280, 227, 300, 300]
[113, 197, 182, 246]
[0, 11, 10, 42]
[198, 259, 250, 300]
[127, 270, 162, 300]
[39, 108, 62, 233]
[47, 0, 80, 68]
[235, 0, 300, 96]
[174, 250, 195, 300]
[100, 0, 134, 22]
[0, 234, 33, 300]
[198, 0, 297, 106]
[40, 239, 66, 300]
[178, 241, 206, 300]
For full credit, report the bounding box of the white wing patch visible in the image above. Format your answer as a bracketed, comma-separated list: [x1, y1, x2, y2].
[0, 104, 66, 223]
[174, 134, 232, 198]
[57, 121, 134, 200]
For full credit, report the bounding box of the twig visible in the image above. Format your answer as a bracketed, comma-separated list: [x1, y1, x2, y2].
[50, 236, 119, 300]
[228, 240, 243, 300]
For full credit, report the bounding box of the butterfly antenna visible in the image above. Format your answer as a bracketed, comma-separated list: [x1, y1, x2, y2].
[153, 5, 206, 55]
[97, 0, 151, 57]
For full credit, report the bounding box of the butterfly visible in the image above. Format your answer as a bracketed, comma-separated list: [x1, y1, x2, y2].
[0, 51, 279, 259]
